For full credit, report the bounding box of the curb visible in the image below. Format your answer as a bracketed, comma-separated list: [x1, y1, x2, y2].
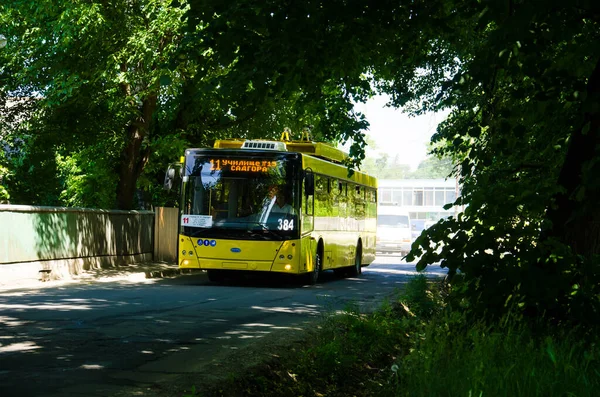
[0, 262, 192, 292]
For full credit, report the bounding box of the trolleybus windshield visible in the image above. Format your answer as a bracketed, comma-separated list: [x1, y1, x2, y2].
[180, 152, 300, 240]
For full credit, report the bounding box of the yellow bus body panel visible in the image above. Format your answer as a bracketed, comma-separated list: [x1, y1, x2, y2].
[178, 235, 318, 274]
[302, 154, 377, 271]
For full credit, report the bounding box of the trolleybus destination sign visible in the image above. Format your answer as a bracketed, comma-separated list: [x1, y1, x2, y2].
[209, 159, 279, 172]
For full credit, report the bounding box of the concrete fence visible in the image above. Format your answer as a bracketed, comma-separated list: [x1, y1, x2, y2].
[0, 204, 175, 286]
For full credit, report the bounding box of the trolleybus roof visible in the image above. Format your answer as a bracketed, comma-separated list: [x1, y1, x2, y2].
[212, 138, 348, 164]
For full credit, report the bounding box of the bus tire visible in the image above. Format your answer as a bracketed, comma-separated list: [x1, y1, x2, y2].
[207, 269, 225, 283]
[306, 250, 322, 285]
[348, 243, 362, 277]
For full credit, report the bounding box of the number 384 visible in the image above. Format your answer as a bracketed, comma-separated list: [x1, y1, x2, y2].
[277, 219, 294, 231]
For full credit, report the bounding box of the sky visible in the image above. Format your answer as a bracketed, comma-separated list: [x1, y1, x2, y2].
[352, 95, 450, 170]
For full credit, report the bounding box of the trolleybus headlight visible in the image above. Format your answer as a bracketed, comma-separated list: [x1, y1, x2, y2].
[183, 260, 190, 266]
[285, 264, 292, 271]
[287, 255, 293, 259]
[181, 250, 186, 255]
[188, 251, 194, 256]
[279, 255, 284, 259]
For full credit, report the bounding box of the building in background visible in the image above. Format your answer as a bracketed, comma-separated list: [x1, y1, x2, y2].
[377, 178, 459, 222]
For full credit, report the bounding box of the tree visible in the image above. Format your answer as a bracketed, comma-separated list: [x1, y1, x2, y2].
[0, 0, 195, 209]
[405, 156, 453, 179]
[398, 1, 600, 322]
[1, 0, 384, 209]
[360, 153, 412, 179]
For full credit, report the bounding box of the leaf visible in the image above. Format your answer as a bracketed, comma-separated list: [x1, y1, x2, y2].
[159, 75, 172, 86]
[574, 186, 586, 202]
[582, 121, 591, 136]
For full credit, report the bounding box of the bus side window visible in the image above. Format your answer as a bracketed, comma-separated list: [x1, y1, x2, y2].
[355, 185, 365, 219]
[304, 173, 317, 216]
[349, 183, 356, 219]
[338, 181, 347, 219]
[315, 175, 332, 217]
[316, 174, 325, 192]
[370, 188, 378, 217]
[304, 189, 314, 216]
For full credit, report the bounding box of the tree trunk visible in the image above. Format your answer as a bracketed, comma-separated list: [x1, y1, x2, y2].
[545, 55, 600, 257]
[115, 94, 157, 210]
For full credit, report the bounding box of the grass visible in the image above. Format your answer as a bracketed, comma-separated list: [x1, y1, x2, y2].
[186, 275, 600, 397]
[392, 313, 600, 397]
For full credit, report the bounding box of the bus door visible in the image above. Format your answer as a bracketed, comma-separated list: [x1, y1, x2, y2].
[302, 169, 315, 233]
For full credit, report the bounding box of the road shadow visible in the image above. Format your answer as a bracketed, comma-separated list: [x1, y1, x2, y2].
[0, 261, 433, 396]
[158, 267, 363, 289]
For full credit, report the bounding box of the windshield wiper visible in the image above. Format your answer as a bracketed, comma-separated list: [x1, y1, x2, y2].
[246, 229, 283, 240]
[238, 222, 283, 240]
[244, 222, 269, 230]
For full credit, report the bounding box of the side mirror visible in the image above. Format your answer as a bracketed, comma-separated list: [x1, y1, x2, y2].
[163, 163, 182, 191]
[304, 171, 314, 196]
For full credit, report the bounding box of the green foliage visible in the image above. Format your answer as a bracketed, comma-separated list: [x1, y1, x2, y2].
[0, 164, 9, 202]
[137, 132, 190, 208]
[392, 310, 600, 397]
[298, 303, 405, 393]
[398, 274, 441, 319]
[55, 148, 118, 209]
[184, 0, 382, 170]
[397, 1, 600, 324]
[1, 0, 384, 208]
[1, 0, 194, 208]
[361, 152, 453, 180]
[6, 133, 64, 206]
[405, 155, 454, 179]
[196, 277, 600, 397]
[200, 300, 409, 397]
[360, 153, 411, 179]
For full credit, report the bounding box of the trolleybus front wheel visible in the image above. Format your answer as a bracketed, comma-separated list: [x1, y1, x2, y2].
[305, 251, 322, 285]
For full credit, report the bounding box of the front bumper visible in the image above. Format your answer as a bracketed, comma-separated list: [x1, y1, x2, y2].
[376, 241, 412, 254]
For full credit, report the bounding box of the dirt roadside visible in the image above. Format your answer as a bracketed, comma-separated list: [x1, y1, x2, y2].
[127, 325, 314, 397]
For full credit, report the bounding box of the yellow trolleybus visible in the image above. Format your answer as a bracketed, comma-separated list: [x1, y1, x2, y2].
[165, 135, 377, 284]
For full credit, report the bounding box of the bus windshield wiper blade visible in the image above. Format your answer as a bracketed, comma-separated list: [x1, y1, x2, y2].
[244, 222, 269, 230]
[246, 229, 283, 240]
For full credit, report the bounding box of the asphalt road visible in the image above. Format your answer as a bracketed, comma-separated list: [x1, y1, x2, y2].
[0, 256, 446, 397]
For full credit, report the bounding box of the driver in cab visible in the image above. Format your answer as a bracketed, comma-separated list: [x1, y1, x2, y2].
[254, 185, 297, 225]
[268, 186, 295, 216]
